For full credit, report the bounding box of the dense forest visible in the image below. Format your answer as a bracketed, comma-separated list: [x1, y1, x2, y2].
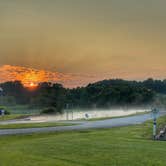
[0, 78, 166, 113]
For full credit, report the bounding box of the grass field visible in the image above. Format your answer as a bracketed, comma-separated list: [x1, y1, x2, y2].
[4, 105, 41, 114]
[0, 122, 74, 129]
[0, 116, 166, 166]
[0, 114, 28, 121]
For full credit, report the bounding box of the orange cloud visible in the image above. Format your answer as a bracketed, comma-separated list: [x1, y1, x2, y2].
[0, 65, 73, 87]
[0, 65, 102, 88]
[1, 65, 165, 88]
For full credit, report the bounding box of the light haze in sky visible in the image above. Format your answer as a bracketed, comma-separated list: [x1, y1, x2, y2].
[0, 0, 166, 87]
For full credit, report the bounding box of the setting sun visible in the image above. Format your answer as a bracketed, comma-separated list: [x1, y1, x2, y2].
[16, 69, 47, 87]
[0, 65, 74, 88]
[29, 82, 35, 87]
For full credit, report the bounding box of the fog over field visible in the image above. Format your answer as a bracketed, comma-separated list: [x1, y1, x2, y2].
[29, 108, 151, 122]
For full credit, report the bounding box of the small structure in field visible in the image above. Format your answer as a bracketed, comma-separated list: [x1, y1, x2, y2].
[156, 126, 166, 141]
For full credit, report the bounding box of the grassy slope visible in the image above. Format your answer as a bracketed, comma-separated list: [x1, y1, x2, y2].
[0, 122, 74, 129]
[0, 114, 28, 121]
[6, 105, 40, 114]
[0, 116, 166, 166]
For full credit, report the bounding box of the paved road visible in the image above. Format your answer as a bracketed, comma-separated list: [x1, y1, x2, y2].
[0, 112, 165, 136]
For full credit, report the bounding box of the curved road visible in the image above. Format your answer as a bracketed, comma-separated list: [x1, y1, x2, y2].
[0, 112, 165, 136]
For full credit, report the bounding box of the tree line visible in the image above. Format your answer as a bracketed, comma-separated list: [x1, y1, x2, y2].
[0, 78, 166, 113]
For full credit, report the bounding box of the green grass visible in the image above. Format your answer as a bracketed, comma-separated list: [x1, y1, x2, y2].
[5, 105, 41, 114]
[0, 122, 74, 129]
[0, 116, 166, 166]
[0, 114, 28, 121]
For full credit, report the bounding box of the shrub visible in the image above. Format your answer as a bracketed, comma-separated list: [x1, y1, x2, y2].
[4, 110, 10, 115]
[41, 107, 57, 114]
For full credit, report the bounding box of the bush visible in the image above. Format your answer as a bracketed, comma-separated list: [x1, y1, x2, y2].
[41, 107, 57, 114]
[4, 110, 10, 115]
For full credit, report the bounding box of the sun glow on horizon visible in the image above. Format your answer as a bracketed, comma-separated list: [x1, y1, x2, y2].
[17, 70, 45, 87]
[30, 82, 35, 87]
[26, 82, 38, 89]
[0, 65, 78, 88]
[0, 65, 112, 88]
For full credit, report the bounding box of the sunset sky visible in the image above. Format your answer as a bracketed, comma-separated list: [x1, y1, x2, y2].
[0, 0, 166, 87]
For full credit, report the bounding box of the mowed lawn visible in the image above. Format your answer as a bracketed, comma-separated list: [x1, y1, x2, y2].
[0, 117, 166, 166]
[0, 114, 27, 121]
[0, 122, 74, 129]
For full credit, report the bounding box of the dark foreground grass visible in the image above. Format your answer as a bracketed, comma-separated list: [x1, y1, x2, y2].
[0, 116, 166, 166]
